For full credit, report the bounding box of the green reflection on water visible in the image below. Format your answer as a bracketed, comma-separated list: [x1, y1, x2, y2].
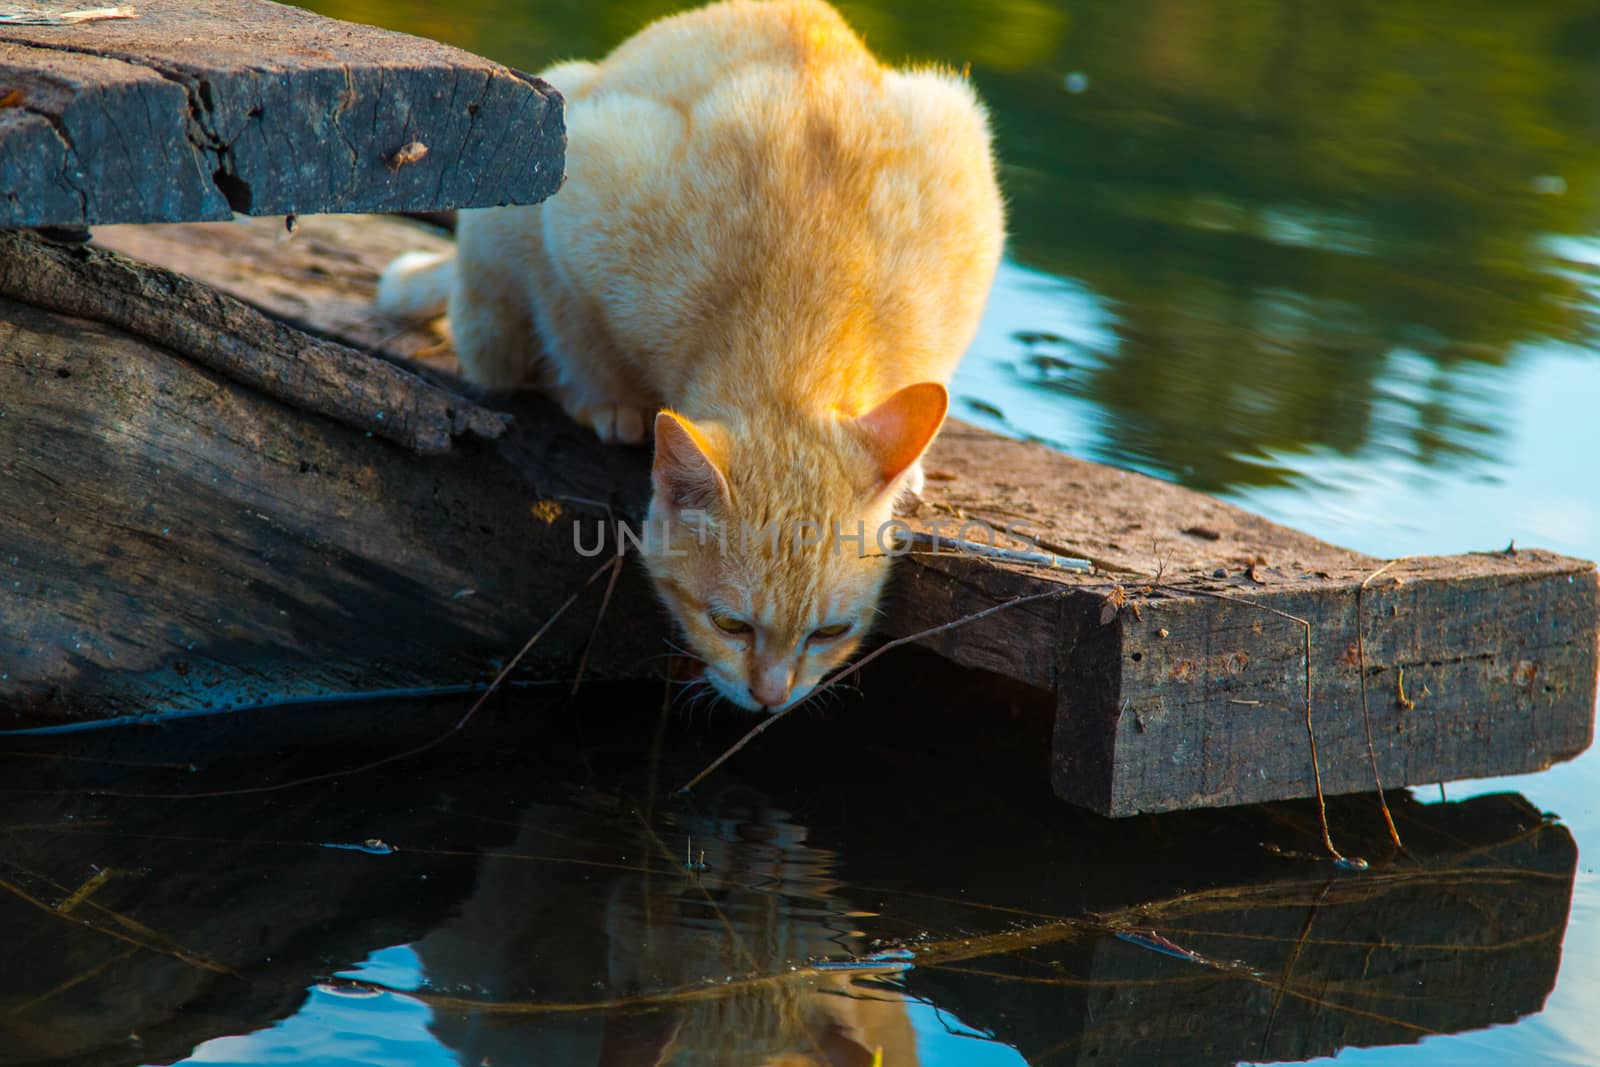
[305, 0, 1600, 493]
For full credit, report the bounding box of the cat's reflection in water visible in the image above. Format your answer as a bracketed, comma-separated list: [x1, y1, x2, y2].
[414, 790, 920, 1066]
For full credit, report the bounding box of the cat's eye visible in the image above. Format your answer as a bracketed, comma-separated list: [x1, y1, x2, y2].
[810, 622, 852, 642]
[710, 612, 752, 635]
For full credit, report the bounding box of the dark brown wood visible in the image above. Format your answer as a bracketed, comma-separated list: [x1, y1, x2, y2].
[1080, 557, 1598, 814]
[0, 292, 657, 725]
[0, 0, 563, 227]
[93, 214, 460, 366]
[0, 213, 1593, 818]
[882, 437, 1598, 812]
[0, 229, 504, 453]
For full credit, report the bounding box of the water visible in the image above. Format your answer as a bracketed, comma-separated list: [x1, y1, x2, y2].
[0, 685, 1583, 1066]
[5, 0, 1599, 1063]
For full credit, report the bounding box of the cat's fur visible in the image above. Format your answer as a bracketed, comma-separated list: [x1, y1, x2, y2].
[378, 0, 1003, 711]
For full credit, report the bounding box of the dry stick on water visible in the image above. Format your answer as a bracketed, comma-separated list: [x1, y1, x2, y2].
[677, 587, 1070, 794]
[1157, 583, 1366, 870]
[1355, 559, 1411, 851]
[571, 557, 623, 696]
[566, 508, 627, 700]
[88, 557, 623, 800]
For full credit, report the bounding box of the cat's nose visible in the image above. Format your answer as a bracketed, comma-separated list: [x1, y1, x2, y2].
[749, 665, 792, 709]
[749, 681, 790, 709]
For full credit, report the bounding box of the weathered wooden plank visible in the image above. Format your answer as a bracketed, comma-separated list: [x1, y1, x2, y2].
[94, 214, 460, 365]
[0, 0, 563, 227]
[0, 293, 657, 724]
[1066, 556, 1597, 814]
[0, 230, 505, 452]
[881, 458, 1595, 815]
[2, 213, 1593, 819]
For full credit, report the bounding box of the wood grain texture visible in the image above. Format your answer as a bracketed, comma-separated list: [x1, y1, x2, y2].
[1075, 556, 1597, 814]
[1, 213, 1592, 817]
[0, 292, 660, 724]
[0, 229, 505, 453]
[0, 0, 562, 226]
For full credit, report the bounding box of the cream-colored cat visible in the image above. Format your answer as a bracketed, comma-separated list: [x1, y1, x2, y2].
[378, 0, 1003, 712]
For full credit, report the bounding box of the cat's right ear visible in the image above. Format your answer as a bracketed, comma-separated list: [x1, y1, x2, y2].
[652, 411, 731, 511]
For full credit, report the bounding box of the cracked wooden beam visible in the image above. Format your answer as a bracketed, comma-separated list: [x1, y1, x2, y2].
[0, 0, 562, 227]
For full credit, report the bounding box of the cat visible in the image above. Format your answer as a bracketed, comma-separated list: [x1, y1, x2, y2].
[377, 0, 1004, 712]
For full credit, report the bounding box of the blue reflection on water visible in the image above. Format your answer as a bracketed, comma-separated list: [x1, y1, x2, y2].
[176, 945, 1030, 1066]
[178, 948, 450, 1067]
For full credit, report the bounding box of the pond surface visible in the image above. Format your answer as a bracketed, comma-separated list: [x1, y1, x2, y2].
[6, 0, 1600, 1063]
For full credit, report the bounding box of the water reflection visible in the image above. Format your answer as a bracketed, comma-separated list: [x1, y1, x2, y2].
[0, 670, 1577, 1066]
[416, 795, 923, 1065]
[980, 1, 1600, 491]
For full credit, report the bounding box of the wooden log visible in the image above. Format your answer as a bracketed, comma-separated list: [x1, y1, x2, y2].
[0, 0, 562, 228]
[0, 230, 506, 452]
[0, 213, 1593, 818]
[0, 294, 659, 724]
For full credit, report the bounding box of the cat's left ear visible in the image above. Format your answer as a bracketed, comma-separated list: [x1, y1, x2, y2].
[853, 382, 948, 491]
[653, 410, 732, 511]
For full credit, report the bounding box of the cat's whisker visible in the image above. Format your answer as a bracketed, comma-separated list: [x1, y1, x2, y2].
[632, 651, 700, 677]
[672, 679, 707, 707]
[678, 589, 1068, 793]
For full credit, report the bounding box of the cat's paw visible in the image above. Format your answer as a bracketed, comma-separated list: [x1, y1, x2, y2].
[577, 404, 650, 445]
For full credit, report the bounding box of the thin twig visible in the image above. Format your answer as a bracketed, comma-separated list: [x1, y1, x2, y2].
[0, 875, 233, 975]
[1158, 583, 1364, 870]
[1356, 558, 1412, 851]
[896, 530, 1093, 571]
[1259, 879, 1334, 1058]
[571, 526, 625, 697]
[677, 588, 1068, 793]
[11, 946, 140, 1014]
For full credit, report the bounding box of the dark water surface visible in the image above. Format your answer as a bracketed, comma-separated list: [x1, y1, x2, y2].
[6, 0, 1599, 1063]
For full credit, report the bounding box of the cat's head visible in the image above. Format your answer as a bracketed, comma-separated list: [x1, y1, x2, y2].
[640, 383, 947, 712]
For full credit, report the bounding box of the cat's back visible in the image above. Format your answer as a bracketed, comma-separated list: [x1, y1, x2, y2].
[546, 0, 1002, 401]
[581, 0, 874, 109]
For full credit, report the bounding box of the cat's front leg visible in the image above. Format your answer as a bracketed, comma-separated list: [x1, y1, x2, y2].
[524, 265, 656, 445]
[570, 401, 653, 445]
[543, 347, 654, 445]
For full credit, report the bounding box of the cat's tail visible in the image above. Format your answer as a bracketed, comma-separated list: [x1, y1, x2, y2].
[376, 249, 455, 320]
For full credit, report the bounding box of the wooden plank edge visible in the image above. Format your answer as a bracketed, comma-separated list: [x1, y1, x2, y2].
[0, 0, 563, 226]
[1054, 555, 1599, 815]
